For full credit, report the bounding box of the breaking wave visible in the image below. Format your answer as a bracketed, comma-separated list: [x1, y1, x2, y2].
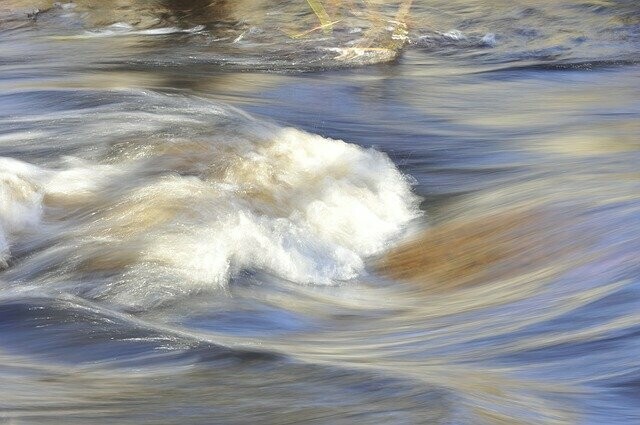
[0, 91, 418, 306]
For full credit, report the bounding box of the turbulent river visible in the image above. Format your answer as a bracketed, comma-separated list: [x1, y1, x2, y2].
[1, 1, 639, 424]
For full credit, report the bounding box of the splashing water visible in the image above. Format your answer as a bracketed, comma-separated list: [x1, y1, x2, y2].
[0, 94, 418, 306]
[1, 1, 640, 424]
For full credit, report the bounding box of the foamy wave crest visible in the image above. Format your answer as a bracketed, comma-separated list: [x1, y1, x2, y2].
[0, 159, 44, 267]
[0, 123, 418, 305]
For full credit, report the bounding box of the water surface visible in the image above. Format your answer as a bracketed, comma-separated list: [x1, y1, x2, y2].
[1, 1, 640, 424]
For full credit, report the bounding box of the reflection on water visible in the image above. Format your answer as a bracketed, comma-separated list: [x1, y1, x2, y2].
[1, 1, 640, 424]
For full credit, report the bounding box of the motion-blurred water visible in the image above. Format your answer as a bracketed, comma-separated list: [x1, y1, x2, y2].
[1, 1, 640, 424]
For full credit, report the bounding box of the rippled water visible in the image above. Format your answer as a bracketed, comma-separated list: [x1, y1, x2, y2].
[1, 1, 640, 424]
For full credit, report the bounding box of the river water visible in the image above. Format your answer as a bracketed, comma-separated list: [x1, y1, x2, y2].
[1, 1, 639, 424]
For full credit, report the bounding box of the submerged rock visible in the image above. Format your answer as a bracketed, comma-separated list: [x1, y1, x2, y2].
[377, 207, 582, 291]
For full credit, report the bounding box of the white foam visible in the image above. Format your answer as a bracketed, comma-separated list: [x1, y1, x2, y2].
[481, 33, 497, 47]
[83, 23, 205, 38]
[442, 30, 466, 41]
[0, 125, 419, 304]
[0, 158, 46, 267]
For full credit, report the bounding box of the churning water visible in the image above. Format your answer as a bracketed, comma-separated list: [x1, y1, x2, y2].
[1, 1, 640, 424]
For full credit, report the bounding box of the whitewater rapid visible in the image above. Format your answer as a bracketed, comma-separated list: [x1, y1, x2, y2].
[0, 92, 418, 307]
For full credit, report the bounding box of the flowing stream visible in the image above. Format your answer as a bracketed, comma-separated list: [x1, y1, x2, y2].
[1, 1, 640, 424]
